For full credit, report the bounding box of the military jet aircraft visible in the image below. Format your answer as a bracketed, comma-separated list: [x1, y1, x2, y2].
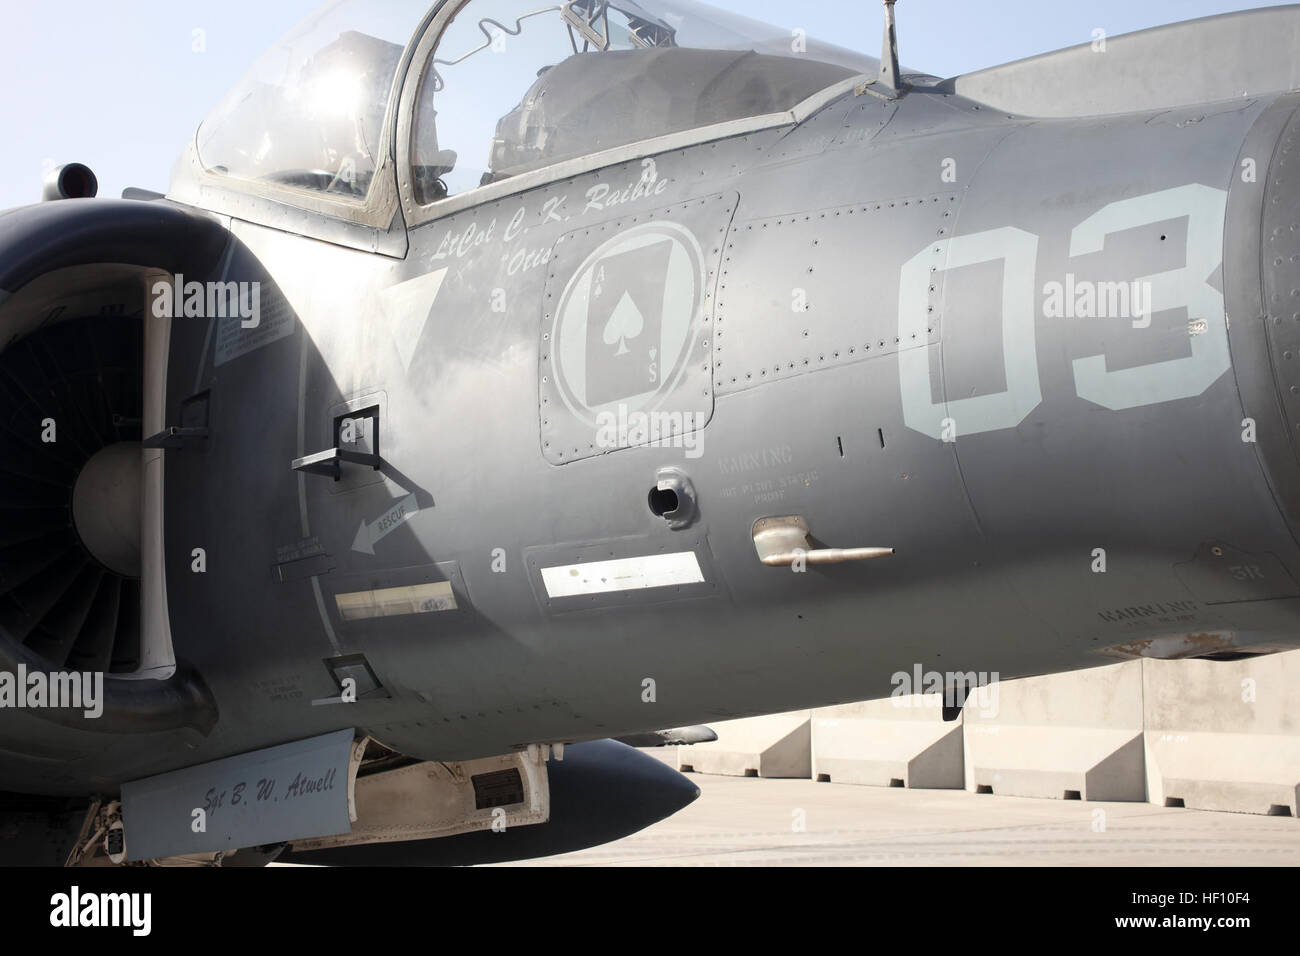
[4, 0, 1300, 865]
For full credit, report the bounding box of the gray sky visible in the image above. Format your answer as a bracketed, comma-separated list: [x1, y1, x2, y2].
[0, 0, 1293, 210]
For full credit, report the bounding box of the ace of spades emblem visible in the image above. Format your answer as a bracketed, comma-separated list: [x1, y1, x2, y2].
[584, 239, 673, 407]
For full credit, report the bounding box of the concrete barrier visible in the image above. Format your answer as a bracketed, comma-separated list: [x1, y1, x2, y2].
[811, 695, 964, 789]
[673, 651, 1300, 814]
[1144, 650, 1300, 816]
[677, 710, 811, 778]
[962, 661, 1146, 802]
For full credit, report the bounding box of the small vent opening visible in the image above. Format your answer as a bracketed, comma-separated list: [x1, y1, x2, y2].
[471, 768, 525, 810]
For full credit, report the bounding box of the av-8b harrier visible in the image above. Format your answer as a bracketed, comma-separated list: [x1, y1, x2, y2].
[3, 0, 1300, 865]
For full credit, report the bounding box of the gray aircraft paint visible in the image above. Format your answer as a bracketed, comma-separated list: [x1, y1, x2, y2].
[5, 7, 1300, 816]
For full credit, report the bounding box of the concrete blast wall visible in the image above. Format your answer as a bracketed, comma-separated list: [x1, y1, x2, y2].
[677, 710, 811, 778]
[679, 651, 1300, 816]
[812, 695, 964, 789]
[961, 661, 1145, 802]
[1144, 653, 1300, 816]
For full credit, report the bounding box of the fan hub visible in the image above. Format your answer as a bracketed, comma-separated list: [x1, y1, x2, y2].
[72, 442, 141, 579]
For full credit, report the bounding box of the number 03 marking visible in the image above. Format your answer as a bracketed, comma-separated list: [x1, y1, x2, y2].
[899, 183, 1230, 438]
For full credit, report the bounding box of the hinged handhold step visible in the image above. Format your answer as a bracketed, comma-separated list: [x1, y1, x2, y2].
[292, 447, 382, 482]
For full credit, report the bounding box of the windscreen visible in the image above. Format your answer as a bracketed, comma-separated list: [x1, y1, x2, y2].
[195, 0, 432, 200]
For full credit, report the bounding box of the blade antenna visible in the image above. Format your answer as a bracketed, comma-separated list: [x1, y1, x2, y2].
[879, 0, 901, 93]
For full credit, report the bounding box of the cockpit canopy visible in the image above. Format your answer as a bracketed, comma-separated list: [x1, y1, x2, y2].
[193, 0, 875, 208]
[195, 1, 416, 200]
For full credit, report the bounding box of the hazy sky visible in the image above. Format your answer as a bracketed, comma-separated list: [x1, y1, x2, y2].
[0, 0, 1293, 210]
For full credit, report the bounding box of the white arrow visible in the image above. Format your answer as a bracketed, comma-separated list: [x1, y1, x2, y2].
[352, 494, 418, 555]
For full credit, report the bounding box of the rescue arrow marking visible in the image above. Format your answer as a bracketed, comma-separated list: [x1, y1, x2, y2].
[352, 494, 418, 555]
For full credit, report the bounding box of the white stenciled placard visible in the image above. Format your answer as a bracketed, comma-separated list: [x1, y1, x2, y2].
[541, 551, 705, 599]
[214, 288, 295, 366]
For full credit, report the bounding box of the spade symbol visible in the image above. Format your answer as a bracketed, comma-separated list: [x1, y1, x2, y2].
[583, 238, 673, 407]
[602, 292, 645, 356]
